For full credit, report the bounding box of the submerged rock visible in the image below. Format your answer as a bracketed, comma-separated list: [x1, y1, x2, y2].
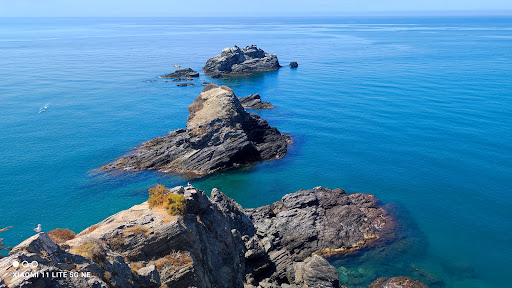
[102, 84, 288, 177]
[289, 62, 298, 68]
[369, 276, 427, 288]
[159, 68, 200, 78]
[239, 93, 275, 109]
[0, 185, 391, 288]
[203, 45, 281, 77]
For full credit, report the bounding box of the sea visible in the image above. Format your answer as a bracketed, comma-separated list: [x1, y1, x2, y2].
[0, 16, 511, 287]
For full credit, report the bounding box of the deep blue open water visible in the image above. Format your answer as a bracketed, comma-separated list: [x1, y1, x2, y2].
[0, 17, 511, 287]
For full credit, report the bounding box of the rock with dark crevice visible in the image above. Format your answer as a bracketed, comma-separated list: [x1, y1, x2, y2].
[101, 84, 288, 177]
[239, 94, 275, 110]
[203, 45, 281, 77]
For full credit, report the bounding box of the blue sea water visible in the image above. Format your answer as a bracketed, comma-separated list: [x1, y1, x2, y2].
[0, 17, 511, 287]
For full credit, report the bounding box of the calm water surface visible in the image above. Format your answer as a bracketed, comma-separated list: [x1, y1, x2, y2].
[0, 17, 511, 287]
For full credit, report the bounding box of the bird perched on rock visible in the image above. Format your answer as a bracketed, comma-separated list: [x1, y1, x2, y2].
[33, 224, 41, 233]
[174, 64, 181, 69]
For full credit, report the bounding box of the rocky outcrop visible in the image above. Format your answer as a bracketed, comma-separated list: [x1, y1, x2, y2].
[102, 84, 288, 177]
[203, 45, 280, 77]
[0, 185, 392, 288]
[245, 186, 390, 283]
[159, 68, 199, 78]
[289, 62, 298, 68]
[239, 94, 275, 109]
[369, 276, 427, 288]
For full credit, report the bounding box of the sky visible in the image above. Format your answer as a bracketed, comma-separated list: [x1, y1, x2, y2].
[0, 0, 511, 17]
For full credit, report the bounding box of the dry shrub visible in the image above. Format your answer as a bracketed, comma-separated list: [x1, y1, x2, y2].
[71, 238, 106, 263]
[83, 224, 100, 235]
[124, 226, 150, 238]
[130, 262, 145, 274]
[148, 184, 186, 216]
[150, 250, 193, 271]
[48, 228, 76, 244]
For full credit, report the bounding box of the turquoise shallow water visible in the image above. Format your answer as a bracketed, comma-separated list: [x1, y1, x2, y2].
[0, 17, 511, 287]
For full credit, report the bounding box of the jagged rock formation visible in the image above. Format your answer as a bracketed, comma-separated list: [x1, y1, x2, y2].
[159, 68, 199, 78]
[369, 276, 427, 288]
[239, 94, 275, 109]
[0, 186, 392, 288]
[102, 84, 288, 177]
[244, 187, 390, 284]
[203, 45, 280, 78]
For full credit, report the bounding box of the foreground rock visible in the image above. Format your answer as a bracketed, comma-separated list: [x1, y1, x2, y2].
[0, 185, 392, 288]
[245, 186, 390, 283]
[369, 276, 427, 288]
[102, 84, 288, 177]
[239, 94, 275, 109]
[159, 68, 200, 78]
[203, 45, 280, 77]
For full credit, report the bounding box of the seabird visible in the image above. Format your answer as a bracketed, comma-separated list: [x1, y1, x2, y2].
[33, 224, 41, 233]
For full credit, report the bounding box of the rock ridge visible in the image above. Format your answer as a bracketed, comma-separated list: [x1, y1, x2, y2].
[102, 84, 288, 177]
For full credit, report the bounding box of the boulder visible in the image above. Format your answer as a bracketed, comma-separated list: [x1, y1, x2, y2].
[289, 62, 298, 68]
[203, 45, 281, 77]
[159, 68, 199, 78]
[239, 94, 275, 109]
[102, 84, 289, 177]
[288, 255, 339, 288]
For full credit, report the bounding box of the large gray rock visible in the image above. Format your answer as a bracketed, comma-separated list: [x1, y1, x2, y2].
[245, 186, 390, 281]
[239, 94, 275, 110]
[102, 84, 288, 177]
[203, 45, 281, 77]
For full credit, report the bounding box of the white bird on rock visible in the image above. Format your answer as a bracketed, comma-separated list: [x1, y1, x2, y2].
[33, 224, 41, 233]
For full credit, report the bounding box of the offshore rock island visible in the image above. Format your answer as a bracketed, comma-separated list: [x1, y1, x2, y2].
[203, 45, 281, 78]
[102, 84, 289, 176]
[0, 185, 395, 288]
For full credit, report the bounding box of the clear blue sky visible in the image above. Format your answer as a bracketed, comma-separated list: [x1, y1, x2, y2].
[0, 0, 511, 17]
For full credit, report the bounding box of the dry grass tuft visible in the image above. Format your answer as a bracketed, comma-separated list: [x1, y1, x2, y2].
[148, 184, 186, 216]
[124, 225, 150, 238]
[71, 238, 106, 263]
[82, 224, 100, 235]
[48, 228, 76, 244]
[150, 250, 193, 271]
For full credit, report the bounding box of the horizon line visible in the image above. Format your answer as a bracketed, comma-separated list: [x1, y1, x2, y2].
[2, 10, 512, 18]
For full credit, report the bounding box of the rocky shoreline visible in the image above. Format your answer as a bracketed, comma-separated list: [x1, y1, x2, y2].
[0, 185, 411, 288]
[0, 44, 430, 288]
